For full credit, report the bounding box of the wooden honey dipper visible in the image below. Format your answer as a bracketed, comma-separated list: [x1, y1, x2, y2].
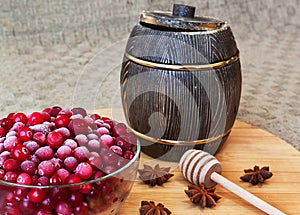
[179, 149, 285, 215]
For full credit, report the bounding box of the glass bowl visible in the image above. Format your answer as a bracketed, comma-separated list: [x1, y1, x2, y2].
[0, 140, 140, 215]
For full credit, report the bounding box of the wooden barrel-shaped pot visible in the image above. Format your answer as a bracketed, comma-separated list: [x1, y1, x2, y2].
[120, 5, 242, 161]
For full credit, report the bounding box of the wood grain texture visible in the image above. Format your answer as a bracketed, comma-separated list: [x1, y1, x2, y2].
[120, 22, 241, 161]
[112, 120, 300, 215]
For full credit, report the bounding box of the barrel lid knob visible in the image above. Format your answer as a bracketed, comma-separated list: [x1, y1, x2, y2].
[140, 4, 226, 31]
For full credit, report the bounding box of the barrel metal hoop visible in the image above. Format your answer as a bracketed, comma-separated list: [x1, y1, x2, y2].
[125, 52, 239, 71]
[129, 127, 231, 146]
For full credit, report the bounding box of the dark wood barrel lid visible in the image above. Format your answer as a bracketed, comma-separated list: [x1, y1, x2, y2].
[140, 4, 225, 31]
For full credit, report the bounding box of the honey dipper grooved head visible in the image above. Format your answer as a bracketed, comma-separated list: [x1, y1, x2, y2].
[179, 149, 222, 188]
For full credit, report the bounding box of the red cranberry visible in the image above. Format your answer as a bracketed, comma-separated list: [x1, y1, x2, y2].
[75, 162, 93, 179]
[68, 191, 84, 207]
[38, 176, 50, 186]
[65, 174, 82, 190]
[41, 112, 51, 122]
[58, 109, 73, 117]
[3, 158, 19, 171]
[0, 127, 7, 137]
[19, 198, 36, 213]
[112, 122, 127, 137]
[50, 106, 62, 117]
[50, 174, 62, 185]
[0, 118, 14, 130]
[33, 132, 46, 145]
[17, 127, 33, 142]
[27, 112, 45, 126]
[55, 114, 70, 128]
[17, 173, 32, 185]
[27, 188, 48, 203]
[46, 131, 63, 149]
[5, 205, 22, 215]
[0, 169, 5, 179]
[80, 183, 92, 194]
[4, 191, 18, 205]
[50, 157, 63, 169]
[35, 209, 53, 215]
[11, 144, 31, 161]
[42, 107, 51, 114]
[14, 187, 29, 200]
[123, 150, 134, 160]
[74, 202, 89, 215]
[12, 112, 28, 124]
[39, 197, 56, 211]
[110, 145, 123, 156]
[90, 113, 101, 120]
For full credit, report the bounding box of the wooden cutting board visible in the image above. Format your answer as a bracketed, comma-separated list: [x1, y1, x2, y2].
[97, 110, 300, 215]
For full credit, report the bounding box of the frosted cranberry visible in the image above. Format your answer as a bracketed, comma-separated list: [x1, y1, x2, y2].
[50, 174, 62, 185]
[27, 188, 48, 203]
[88, 156, 103, 170]
[38, 160, 56, 177]
[17, 127, 33, 142]
[30, 154, 40, 165]
[88, 139, 100, 151]
[1, 118, 13, 130]
[73, 146, 89, 162]
[30, 124, 50, 133]
[46, 131, 63, 149]
[75, 162, 93, 179]
[112, 122, 127, 137]
[80, 183, 92, 194]
[33, 132, 46, 145]
[97, 127, 110, 136]
[65, 174, 82, 190]
[68, 118, 89, 135]
[28, 112, 44, 126]
[9, 122, 25, 133]
[56, 145, 72, 160]
[63, 139, 78, 150]
[68, 192, 84, 207]
[50, 106, 62, 117]
[110, 145, 123, 156]
[38, 176, 50, 186]
[100, 134, 114, 148]
[23, 140, 39, 153]
[50, 157, 63, 169]
[21, 160, 36, 175]
[55, 200, 73, 215]
[4, 171, 17, 182]
[4, 136, 21, 150]
[11, 144, 31, 161]
[12, 112, 28, 124]
[64, 156, 78, 172]
[4, 158, 19, 171]
[35, 146, 53, 160]
[75, 134, 88, 146]
[0, 150, 10, 165]
[71, 107, 87, 117]
[6, 130, 17, 137]
[55, 114, 70, 128]
[17, 173, 32, 185]
[58, 109, 73, 117]
[123, 150, 134, 160]
[87, 133, 98, 140]
[56, 168, 70, 183]
[55, 127, 70, 139]
[74, 202, 89, 215]
[0, 127, 7, 137]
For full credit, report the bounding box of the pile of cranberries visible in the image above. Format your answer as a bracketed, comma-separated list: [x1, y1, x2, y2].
[0, 106, 138, 215]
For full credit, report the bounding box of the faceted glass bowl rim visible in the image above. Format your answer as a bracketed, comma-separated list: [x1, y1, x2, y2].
[0, 139, 141, 189]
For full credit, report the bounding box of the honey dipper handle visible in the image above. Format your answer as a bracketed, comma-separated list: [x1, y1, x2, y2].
[211, 172, 285, 215]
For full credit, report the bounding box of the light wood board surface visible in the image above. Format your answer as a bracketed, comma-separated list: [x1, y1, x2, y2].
[97, 109, 300, 215]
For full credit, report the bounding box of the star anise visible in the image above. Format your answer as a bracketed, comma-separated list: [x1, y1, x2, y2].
[139, 201, 172, 215]
[184, 183, 222, 208]
[240, 165, 273, 185]
[138, 164, 174, 186]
